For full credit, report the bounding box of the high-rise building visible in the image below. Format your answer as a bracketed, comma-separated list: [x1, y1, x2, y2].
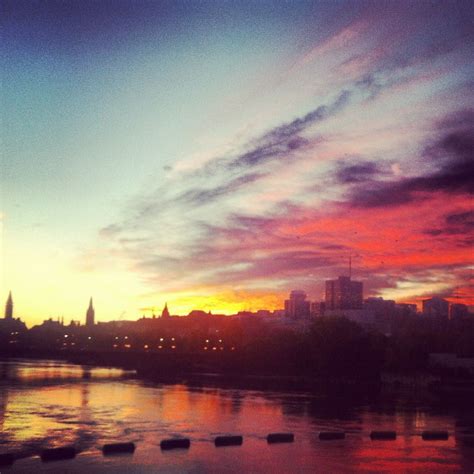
[4, 292, 13, 320]
[325, 276, 363, 310]
[422, 297, 449, 319]
[86, 298, 95, 326]
[310, 301, 325, 317]
[284, 290, 310, 319]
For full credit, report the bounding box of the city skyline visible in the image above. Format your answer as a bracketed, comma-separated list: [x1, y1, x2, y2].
[2, 1, 473, 325]
[3, 280, 471, 329]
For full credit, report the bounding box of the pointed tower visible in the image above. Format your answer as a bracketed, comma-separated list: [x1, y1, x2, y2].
[161, 303, 170, 319]
[86, 298, 95, 327]
[5, 292, 13, 320]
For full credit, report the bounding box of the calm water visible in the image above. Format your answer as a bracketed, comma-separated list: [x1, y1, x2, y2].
[0, 359, 473, 473]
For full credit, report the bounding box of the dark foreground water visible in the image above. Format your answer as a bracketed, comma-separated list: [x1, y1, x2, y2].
[0, 359, 473, 473]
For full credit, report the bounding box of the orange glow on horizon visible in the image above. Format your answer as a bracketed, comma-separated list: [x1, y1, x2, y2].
[159, 289, 286, 316]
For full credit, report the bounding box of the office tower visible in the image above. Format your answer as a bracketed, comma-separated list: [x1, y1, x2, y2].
[284, 290, 311, 319]
[422, 297, 449, 319]
[325, 276, 363, 310]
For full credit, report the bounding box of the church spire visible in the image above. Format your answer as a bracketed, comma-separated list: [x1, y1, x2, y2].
[86, 297, 95, 327]
[161, 303, 170, 318]
[5, 291, 13, 320]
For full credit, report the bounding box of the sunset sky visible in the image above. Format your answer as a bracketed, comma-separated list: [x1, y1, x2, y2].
[2, 0, 473, 326]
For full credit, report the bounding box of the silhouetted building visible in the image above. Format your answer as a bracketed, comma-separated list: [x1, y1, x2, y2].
[422, 297, 449, 320]
[310, 301, 325, 317]
[395, 303, 417, 317]
[364, 297, 395, 316]
[284, 290, 310, 319]
[363, 297, 398, 333]
[86, 298, 95, 327]
[161, 303, 170, 319]
[450, 303, 469, 320]
[325, 276, 363, 310]
[4, 292, 13, 320]
[188, 310, 209, 318]
[325, 308, 375, 327]
[0, 292, 27, 337]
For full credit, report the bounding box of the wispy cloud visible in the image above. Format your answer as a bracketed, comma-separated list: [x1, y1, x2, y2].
[346, 119, 474, 208]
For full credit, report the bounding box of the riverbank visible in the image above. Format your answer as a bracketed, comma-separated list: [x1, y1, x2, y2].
[1, 352, 473, 402]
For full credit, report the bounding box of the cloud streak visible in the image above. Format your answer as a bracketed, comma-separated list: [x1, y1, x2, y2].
[346, 120, 474, 208]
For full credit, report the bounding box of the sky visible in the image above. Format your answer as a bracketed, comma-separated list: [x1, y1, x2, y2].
[1, 0, 473, 326]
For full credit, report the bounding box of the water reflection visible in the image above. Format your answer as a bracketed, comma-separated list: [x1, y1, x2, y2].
[0, 359, 472, 472]
[0, 359, 131, 384]
[0, 389, 8, 431]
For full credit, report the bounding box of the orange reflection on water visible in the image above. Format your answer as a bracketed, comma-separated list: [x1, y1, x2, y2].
[0, 360, 132, 448]
[352, 410, 461, 472]
[15, 364, 125, 381]
[0, 360, 472, 472]
[354, 438, 460, 473]
[0, 391, 64, 443]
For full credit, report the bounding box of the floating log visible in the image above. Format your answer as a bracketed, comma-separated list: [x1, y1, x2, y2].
[319, 431, 345, 440]
[41, 446, 76, 462]
[370, 431, 397, 440]
[421, 431, 449, 440]
[215, 435, 243, 447]
[102, 442, 136, 455]
[0, 453, 15, 467]
[267, 433, 295, 444]
[160, 438, 191, 450]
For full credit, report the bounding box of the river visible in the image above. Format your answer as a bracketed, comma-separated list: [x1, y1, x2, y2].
[0, 359, 473, 472]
